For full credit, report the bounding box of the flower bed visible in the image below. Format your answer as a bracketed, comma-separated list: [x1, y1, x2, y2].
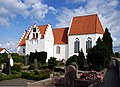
[80, 70, 104, 83]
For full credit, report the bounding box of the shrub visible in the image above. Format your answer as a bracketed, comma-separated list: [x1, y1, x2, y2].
[0, 74, 21, 81]
[21, 70, 50, 81]
[40, 63, 48, 69]
[11, 64, 22, 72]
[29, 51, 47, 64]
[48, 57, 58, 71]
[2, 67, 7, 73]
[28, 63, 35, 70]
[54, 68, 64, 72]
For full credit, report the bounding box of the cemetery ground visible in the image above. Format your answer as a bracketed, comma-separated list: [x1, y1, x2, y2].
[0, 60, 119, 87]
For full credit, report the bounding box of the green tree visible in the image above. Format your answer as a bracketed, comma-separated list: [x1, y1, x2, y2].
[78, 49, 85, 70]
[0, 53, 8, 64]
[66, 55, 79, 66]
[29, 51, 47, 64]
[48, 57, 58, 71]
[87, 37, 105, 71]
[102, 28, 113, 67]
[10, 53, 23, 63]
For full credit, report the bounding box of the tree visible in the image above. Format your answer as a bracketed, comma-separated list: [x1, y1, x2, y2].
[0, 53, 8, 64]
[11, 53, 23, 63]
[87, 37, 105, 71]
[29, 51, 47, 64]
[66, 50, 85, 70]
[87, 28, 113, 70]
[66, 55, 79, 66]
[78, 49, 85, 70]
[102, 28, 113, 67]
[48, 57, 58, 71]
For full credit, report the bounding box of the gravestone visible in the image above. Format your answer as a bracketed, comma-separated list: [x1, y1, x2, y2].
[34, 59, 38, 70]
[24, 56, 28, 66]
[64, 64, 77, 86]
[71, 62, 78, 78]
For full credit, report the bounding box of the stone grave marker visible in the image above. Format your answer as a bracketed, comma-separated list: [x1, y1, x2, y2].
[64, 64, 77, 86]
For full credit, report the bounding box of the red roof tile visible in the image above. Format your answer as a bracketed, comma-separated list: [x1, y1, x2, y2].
[38, 25, 48, 39]
[0, 48, 4, 52]
[18, 31, 27, 46]
[69, 14, 104, 35]
[53, 27, 69, 44]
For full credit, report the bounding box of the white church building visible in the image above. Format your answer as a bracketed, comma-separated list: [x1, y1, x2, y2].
[17, 14, 104, 61]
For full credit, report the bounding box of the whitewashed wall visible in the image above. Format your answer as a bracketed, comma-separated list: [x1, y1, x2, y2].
[26, 24, 54, 61]
[26, 25, 45, 55]
[0, 49, 9, 54]
[44, 24, 54, 61]
[68, 33, 103, 58]
[17, 46, 25, 55]
[54, 44, 68, 61]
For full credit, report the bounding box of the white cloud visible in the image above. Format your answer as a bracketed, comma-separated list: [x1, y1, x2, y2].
[0, 41, 17, 53]
[56, 0, 120, 48]
[0, 0, 55, 26]
[66, 0, 86, 3]
[0, 17, 10, 26]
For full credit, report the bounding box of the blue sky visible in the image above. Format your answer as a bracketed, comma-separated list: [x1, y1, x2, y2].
[0, 0, 120, 52]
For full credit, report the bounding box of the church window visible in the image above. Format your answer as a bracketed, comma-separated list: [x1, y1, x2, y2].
[33, 33, 35, 39]
[23, 48, 25, 53]
[33, 28, 36, 32]
[74, 38, 80, 53]
[86, 37, 92, 53]
[36, 33, 38, 38]
[56, 46, 60, 54]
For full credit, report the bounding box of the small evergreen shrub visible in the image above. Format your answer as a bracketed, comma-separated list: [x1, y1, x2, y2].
[11, 64, 22, 72]
[28, 63, 35, 70]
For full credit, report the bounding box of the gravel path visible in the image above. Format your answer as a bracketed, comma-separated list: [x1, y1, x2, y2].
[96, 61, 120, 87]
[0, 78, 35, 86]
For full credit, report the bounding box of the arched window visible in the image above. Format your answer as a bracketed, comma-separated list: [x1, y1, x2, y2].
[23, 48, 25, 54]
[33, 33, 35, 39]
[74, 38, 80, 53]
[33, 28, 36, 32]
[56, 46, 60, 54]
[86, 37, 92, 53]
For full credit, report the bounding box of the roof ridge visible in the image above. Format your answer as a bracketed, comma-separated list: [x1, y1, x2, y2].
[53, 27, 69, 30]
[73, 14, 97, 18]
[95, 15, 97, 33]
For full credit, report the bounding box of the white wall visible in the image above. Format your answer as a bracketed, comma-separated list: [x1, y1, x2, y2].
[54, 44, 68, 61]
[26, 25, 45, 55]
[17, 46, 25, 55]
[68, 33, 103, 58]
[44, 24, 54, 61]
[26, 39, 45, 55]
[0, 49, 9, 54]
[26, 24, 54, 62]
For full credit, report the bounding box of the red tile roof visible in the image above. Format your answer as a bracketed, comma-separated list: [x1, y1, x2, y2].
[53, 27, 69, 44]
[18, 31, 28, 46]
[38, 25, 48, 39]
[0, 48, 4, 52]
[26, 25, 48, 39]
[69, 14, 104, 35]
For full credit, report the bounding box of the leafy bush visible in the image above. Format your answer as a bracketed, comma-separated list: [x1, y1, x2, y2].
[40, 63, 48, 69]
[11, 64, 22, 72]
[2, 67, 7, 73]
[29, 51, 47, 64]
[48, 57, 58, 71]
[11, 53, 23, 63]
[0, 74, 21, 81]
[21, 70, 50, 81]
[28, 63, 35, 70]
[54, 68, 64, 72]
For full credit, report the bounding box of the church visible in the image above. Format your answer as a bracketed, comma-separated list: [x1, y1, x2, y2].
[17, 14, 104, 61]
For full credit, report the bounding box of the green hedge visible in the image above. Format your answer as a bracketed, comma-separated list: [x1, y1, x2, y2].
[0, 73, 21, 81]
[21, 70, 50, 81]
